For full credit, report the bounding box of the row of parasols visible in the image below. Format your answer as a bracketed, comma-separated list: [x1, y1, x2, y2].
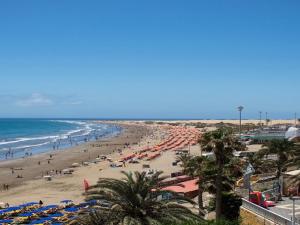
[122, 126, 201, 162]
[0, 200, 97, 225]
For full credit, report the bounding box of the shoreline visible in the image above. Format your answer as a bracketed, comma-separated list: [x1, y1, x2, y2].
[0, 122, 200, 206]
[0, 121, 122, 161]
[0, 123, 148, 189]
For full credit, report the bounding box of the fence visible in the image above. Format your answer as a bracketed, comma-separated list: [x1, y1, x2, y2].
[242, 199, 295, 225]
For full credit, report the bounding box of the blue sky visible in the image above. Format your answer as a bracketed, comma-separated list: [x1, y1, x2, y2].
[0, 1, 300, 119]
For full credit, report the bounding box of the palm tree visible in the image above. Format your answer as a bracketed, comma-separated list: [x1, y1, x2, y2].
[85, 171, 201, 225]
[247, 153, 276, 175]
[199, 128, 243, 220]
[178, 155, 215, 216]
[177, 154, 194, 176]
[73, 210, 118, 225]
[225, 157, 244, 181]
[258, 139, 300, 179]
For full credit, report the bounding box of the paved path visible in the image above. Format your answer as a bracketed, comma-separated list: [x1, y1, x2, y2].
[269, 197, 300, 223]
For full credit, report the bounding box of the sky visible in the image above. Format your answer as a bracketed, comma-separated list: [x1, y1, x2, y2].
[0, 0, 300, 119]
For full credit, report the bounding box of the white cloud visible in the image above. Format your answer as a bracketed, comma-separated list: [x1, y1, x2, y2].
[67, 101, 83, 105]
[16, 93, 54, 107]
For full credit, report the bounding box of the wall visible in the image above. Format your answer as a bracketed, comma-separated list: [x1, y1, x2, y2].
[240, 207, 276, 225]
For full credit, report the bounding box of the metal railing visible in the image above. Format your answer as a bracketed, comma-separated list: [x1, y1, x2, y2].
[242, 199, 294, 225]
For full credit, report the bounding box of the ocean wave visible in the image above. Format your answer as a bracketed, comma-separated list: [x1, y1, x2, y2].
[0, 141, 52, 153]
[0, 136, 59, 146]
[0, 121, 119, 156]
[52, 120, 87, 126]
[0, 121, 93, 146]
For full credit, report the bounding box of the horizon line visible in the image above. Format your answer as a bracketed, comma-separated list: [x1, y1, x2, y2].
[0, 117, 296, 121]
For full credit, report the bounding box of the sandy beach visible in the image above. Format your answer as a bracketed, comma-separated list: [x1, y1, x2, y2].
[0, 124, 147, 192]
[0, 121, 201, 206]
[0, 119, 285, 206]
[124, 119, 296, 126]
[0, 122, 173, 205]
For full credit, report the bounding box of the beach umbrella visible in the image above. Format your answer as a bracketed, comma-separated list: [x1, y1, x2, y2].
[87, 200, 97, 205]
[19, 202, 39, 207]
[68, 215, 78, 220]
[26, 202, 39, 206]
[18, 212, 34, 217]
[64, 207, 79, 212]
[46, 204, 59, 209]
[0, 219, 13, 223]
[78, 202, 88, 207]
[30, 209, 43, 214]
[49, 212, 64, 217]
[60, 200, 73, 204]
[5, 206, 21, 211]
[39, 205, 59, 211]
[29, 217, 53, 224]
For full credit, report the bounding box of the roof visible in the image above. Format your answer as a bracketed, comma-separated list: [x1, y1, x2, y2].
[161, 179, 198, 193]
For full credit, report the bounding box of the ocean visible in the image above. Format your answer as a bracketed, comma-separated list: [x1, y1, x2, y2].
[0, 119, 121, 160]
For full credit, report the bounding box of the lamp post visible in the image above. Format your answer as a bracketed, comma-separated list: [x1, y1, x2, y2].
[259, 111, 262, 128]
[290, 196, 300, 225]
[238, 106, 244, 137]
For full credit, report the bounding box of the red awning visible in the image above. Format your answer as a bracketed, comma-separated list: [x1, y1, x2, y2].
[161, 179, 198, 194]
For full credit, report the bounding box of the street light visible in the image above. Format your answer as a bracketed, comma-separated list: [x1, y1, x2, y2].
[259, 111, 262, 128]
[290, 196, 300, 225]
[266, 112, 269, 126]
[238, 106, 244, 137]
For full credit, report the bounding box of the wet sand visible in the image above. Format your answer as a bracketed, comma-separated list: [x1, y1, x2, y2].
[0, 123, 172, 205]
[0, 124, 149, 188]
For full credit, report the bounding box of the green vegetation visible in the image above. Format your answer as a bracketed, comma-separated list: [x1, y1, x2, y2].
[75, 127, 248, 224]
[257, 139, 300, 178]
[177, 154, 215, 216]
[208, 192, 242, 221]
[78, 171, 201, 225]
[199, 128, 244, 221]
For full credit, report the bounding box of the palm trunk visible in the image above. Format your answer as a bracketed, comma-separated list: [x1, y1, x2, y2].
[198, 177, 204, 217]
[215, 161, 223, 221]
[276, 164, 281, 179]
[277, 166, 283, 200]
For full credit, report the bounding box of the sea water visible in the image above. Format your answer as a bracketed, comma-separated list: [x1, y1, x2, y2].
[0, 119, 121, 160]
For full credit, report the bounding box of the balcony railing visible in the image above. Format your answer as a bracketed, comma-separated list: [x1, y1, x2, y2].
[242, 199, 296, 225]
